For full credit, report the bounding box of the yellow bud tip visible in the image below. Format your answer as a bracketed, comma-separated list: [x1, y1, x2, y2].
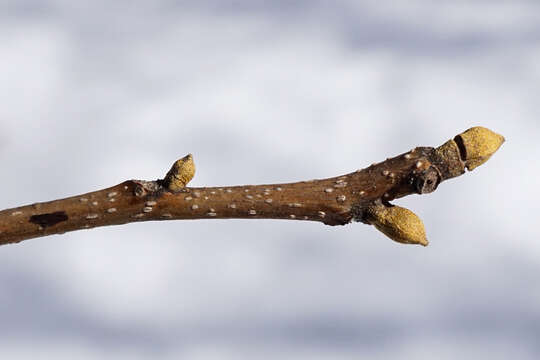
[365, 205, 428, 246]
[455, 126, 505, 171]
[164, 154, 196, 191]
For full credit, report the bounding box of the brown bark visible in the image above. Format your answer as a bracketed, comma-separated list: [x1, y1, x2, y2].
[0, 127, 504, 246]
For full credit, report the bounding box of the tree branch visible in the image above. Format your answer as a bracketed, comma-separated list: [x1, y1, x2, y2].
[0, 126, 504, 247]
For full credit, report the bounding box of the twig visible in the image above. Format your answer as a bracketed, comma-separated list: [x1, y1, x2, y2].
[0, 126, 504, 247]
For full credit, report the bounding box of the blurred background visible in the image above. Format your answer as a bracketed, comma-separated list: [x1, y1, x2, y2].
[1, 1, 539, 358]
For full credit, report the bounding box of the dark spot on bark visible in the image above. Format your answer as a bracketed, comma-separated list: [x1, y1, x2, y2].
[351, 204, 374, 225]
[156, 178, 166, 188]
[134, 185, 146, 197]
[413, 167, 441, 194]
[29, 211, 68, 228]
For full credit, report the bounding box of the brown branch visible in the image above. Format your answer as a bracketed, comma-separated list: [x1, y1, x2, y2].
[0, 126, 504, 247]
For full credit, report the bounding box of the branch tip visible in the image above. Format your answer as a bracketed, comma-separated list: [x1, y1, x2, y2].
[454, 126, 505, 171]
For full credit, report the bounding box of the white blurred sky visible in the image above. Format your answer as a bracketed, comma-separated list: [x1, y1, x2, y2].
[1, 1, 540, 359]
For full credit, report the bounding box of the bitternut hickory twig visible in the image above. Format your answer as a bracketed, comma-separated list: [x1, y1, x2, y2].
[0, 126, 504, 246]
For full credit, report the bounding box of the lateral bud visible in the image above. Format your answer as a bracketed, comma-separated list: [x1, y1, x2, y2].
[362, 204, 428, 246]
[163, 154, 195, 191]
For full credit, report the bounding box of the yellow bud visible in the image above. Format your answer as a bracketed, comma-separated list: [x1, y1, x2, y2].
[455, 126, 505, 171]
[164, 154, 195, 191]
[364, 205, 428, 246]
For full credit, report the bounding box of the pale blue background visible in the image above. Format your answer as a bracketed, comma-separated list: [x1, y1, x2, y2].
[1, 1, 539, 358]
